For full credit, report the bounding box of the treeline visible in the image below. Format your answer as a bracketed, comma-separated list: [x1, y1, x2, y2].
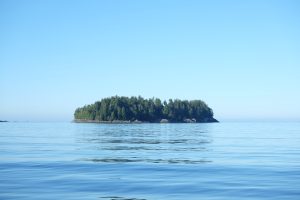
[74, 96, 217, 123]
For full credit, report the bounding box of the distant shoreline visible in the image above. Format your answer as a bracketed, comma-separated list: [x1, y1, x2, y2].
[0, 120, 8, 122]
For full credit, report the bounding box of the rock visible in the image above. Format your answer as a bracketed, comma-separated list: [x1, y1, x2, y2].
[160, 119, 169, 123]
[202, 117, 219, 123]
[132, 119, 142, 123]
[183, 118, 196, 123]
[112, 120, 131, 123]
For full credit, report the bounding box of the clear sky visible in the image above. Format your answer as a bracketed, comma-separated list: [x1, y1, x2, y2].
[0, 0, 299, 122]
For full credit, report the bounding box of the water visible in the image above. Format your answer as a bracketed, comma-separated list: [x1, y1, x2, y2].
[0, 122, 299, 199]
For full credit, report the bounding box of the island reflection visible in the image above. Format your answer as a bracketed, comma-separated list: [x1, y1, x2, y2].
[76, 124, 213, 164]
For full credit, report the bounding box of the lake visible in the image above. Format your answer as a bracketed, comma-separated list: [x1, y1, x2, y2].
[0, 122, 299, 199]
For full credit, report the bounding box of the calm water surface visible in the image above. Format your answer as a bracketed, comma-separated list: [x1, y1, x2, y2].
[0, 122, 299, 199]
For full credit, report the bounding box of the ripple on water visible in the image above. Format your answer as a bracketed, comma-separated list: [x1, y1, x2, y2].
[0, 122, 300, 200]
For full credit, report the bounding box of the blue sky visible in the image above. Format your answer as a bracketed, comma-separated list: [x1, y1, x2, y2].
[0, 0, 299, 121]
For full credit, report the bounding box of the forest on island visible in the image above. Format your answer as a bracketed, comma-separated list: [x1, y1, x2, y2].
[74, 96, 217, 123]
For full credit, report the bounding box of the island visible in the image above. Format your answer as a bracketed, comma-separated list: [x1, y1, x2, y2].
[74, 96, 218, 123]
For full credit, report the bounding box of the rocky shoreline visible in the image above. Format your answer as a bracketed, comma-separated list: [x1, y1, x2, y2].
[74, 118, 218, 124]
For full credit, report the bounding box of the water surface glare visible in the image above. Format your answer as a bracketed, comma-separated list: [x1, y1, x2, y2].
[0, 122, 300, 199]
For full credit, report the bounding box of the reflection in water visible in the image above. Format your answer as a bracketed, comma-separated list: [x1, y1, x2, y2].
[100, 196, 146, 200]
[83, 158, 211, 164]
[86, 138, 211, 145]
[77, 124, 213, 164]
[1, 122, 300, 200]
[99, 146, 208, 151]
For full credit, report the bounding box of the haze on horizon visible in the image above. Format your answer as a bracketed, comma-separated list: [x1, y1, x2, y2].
[0, 0, 299, 122]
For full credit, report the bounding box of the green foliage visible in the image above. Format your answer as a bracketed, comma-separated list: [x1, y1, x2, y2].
[74, 96, 216, 122]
